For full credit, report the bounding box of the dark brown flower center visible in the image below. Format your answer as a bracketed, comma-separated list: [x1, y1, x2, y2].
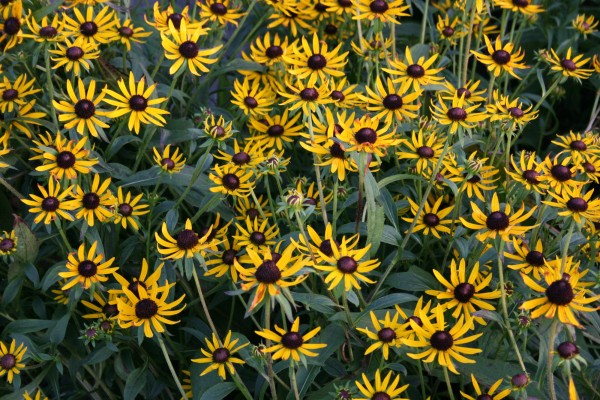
[0, 354, 16, 370]
[525, 250, 545, 266]
[281, 332, 304, 349]
[430, 330, 453, 350]
[550, 165, 572, 181]
[161, 158, 175, 170]
[377, 327, 396, 343]
[209, 2, 228, 15]
[546, 275, 574, 305]
[80, 21, 98, 37]
[210, 125, 226, 138]
[491, 50, 511, 65]
[442, 26, 455, 37]
[566, 197, 588, 212]
[486, 211, 510, 230]
[2, 89, 17, 101]
[508, 107, 524, 118]
[569, 140, 587, 151]
[135, 298, 158, 319]
[102, 303, 119, 317]
[3, 17, 20, 35]
[467, 174, 481, 183]
[232, 152, 251, 166]
[511, 373, 529, 388]
[244, 96, 258, 108]
[382, 94, 403, 110]
[167, 13, 183, 30]
[454, 282, 475, 302]
[338, 0, 352, 6]
[246, 208, 260, 220]
[56, 151, 76, 168]
[512, 0, 529, 7]
[118, 26, 134, 37]
[82, 193, 100, 209]
[447, 107, 467, 121]
[456, 88, 472, 99]
[179, 41, 199, 58]
[331, 90, 345, 101]
[409, 315, 423, 327]
[477, 395, 493, 400]
[42, 196, 60, 212]
[265, 45, 283, 59]
[199, 226, 217, 241]
[267, 124, 284, 136]
[372, 393, 391, 400]
[129, 95, 148, 111]
[212, 347, 230, 363]
[423, 213, 440, 227]
[522, 169, 540, 184]
[222, 249, 237, 265]
[0, 238, 15, 252]
[307, 54, 327, 70]
[329, 142, 345, 158]
[78, 260, 98, 277]
[560, 59, 577, 71]
[417, 146, 434, 158]
[318, 239, 335, 256]
[176, 229, 199, 249]
[355, 128, 378, 144]
[255, 260, 281, 283]
[583, 162, 595, 173]
[407, 64, 425, 78]
[369, 0, 389, 13]
[66, 46, 84, 60]
[250, 231, 266, 245]
[222, 173, 241, 190]
[557, 341, 579, 359]
[39, 25, 58, 38]
[315, 2, 328, 12]
[119, 203, 133, 216]
[74, 99, 96, 119]
[337, 256, 358, 273]
[324, 24, 338, 35]
[300, 88, 319, 101]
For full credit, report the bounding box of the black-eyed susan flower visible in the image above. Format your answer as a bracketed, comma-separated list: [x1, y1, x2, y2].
[506, 151, 548, 194]
[314, 236, 380, 291]
[593, 54, 600, 73]
[426, 259, 500, 326]
[71, 174, 115, 226]
[461, 192, 537, 242]
[283, 33, 348, 81]
[0, 0, 24, 51]
[147, 3, 202, 33]
[25, 13, 65, 42]
[572, 14, 598, 38]
[402, 196, 454, 239]
[113, 18, 152, 51]
[205, 237, 245, 281]
[255, 317, 326, 362]
[197, 213, 231, 253]
[230, 77, 275, 117]
[4, 99, 46, 139]
[329, 77, 362, 109]
[404, 305, 482, 374]
[351, 35, 393, 62]
[155, 218, 212, 260]
[551, 131, 598, 164]
[306, 107, 354, 142]
[445, 153, 498, 201]
[153, 145, 186, 174]
[247, 32, 289, 66]
[215, 140, 265, 170]
[266, 3, 312, 37]
[441, 80, 487, 105]
[53, 77, 109, 139]
[436, 14, 466, 45]
[117, 282, 185, 338]
[338, 114, 401, 157]
[235, 195, 271, 222]
[493, 0, 543, 15]
[430, 93, 487, 134]
[204, 114, 234, 141]
[279, 75, 332, 114]
[539, 155, 583, 196]
[199, 0, 246, 25]
[397, 128, 446, 175]
[0, 230, 17, 257]
[486, 91, 538, 130]
[49, 38, 100, 76]
[21, 178, 77, 225]
[35, 134, 97, 180]
[0, 74, 40, 113]
[81, 291, 120, 320]
[471, 35, 528, 79]
[209, 163, 255, 197]
[384, 46, 445, 91]
[52, 281, 71, 305]
[546, 48, 593, 82]
[292, 222, 348, 264]
[354, 0, 410, 24]
[63, 5, 116, 45]
[113, 187, 149, 230]
[111, 258, 164, 299]
[297, 180, 333, 211]
[59, 241, 118, 290]
[323, 0, 355, 15]
[192, 331, 248, 380]
[520, 260, 600, 328]
[505, 238, 556, 281]
[249, 109, 303, 150]
[162, 19, 221, 76]
[234, 217, 279, 252]
[543, 188, 600, 225]
[300, 136, 355, 181]
[395, 296, 435, 342]
[103, 72, 170, 134]
[354, 370, 409, 400]
[0, 339, 26, 384]
[358, 77, 420, 131]
[357, 311, 407, 360]
[579, 155, 600, 183]
[23, 389, 48, 400]
[238, 245, 307, 310]
[460, 374, 511, 400]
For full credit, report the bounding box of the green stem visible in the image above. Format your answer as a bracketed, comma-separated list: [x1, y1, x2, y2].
[560, 221, 575, 274]
[0, 176, 23, 199]
[289, 362, 300, 400]
[332, 177, 339, 237]
[192, 267, 219, 336]
[44, 46, 59, 129]
[173, 142, 214, 210]
[264, 305, 278, 400]
[461, 2, 477, 86]
[307, 116, 328, 225]
[585, 89, 600, 131]
[341, 290, 355, 362]
[419, 0, 430, 44]
[157, 335, 188, 400]
[547, 319, 558, 400]
[418, 360, 427, 400]
[443, 366, 456, 400]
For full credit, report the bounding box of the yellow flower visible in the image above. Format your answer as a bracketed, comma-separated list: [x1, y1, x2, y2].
[230, 77, 275, 117]
[0, 0, 24, 51]
[402, 196, 454, 239]
[21, 178, 77, 225]
[191, 331, 248, 379]
[49, 39, 100, 76]
[59, 241, 118, 290]
[572, 14, 599, 38]
[71, 174, 116, 226]
[112, 187, 149, 230]
[354, 0, 410, 24]
[278, 75, 332, 115]
[383, 46, 445, 91]
[460, 374, 511, 400]
[354, 370, 409, 400]
[0, 339, 27, 384]
[209, 163, 255, 197]
[471, 35, 528, 79]
[543, 188, 600, 225]
[255, 317, 326, 362]
[62, 5, 117, 45]
[153, 145, 186, 174]
[155, 218, 213, 260]
[283, 33, 348, 82]
[493, 0, 544, 15]
[337, 114, 401, 157]
[199, 0, 246, 26]
[356, 311, 407, 360]
[35, 134, 98, 180]
[430, 92, 487, 134]
[505, 238, 556, 281]
[0, 74, 41, 113]
[546, 47, 593, 82]
[113, 18, 152, 51]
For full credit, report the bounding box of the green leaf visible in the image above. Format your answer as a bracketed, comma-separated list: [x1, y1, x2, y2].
[377, 174, 423, 189]
[365, 293, 419, 312]
[199, 382, 236, 400]
[293, 292, 337, 315]
[124, 367, 147, 400]
[82, 343, 118, 365]
[3, 319, 54, 335]
[387, 266, 437, 292]
[48, 313, 70, 344]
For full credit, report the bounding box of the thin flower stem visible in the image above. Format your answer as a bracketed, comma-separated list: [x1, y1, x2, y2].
[294, 210, 317, 263]
[192, 267, 219, 336]
[264, 304, 279, 400]
[307, 116, 329, 225]
[461, 2, 477, 86]
[190, 194, 220, 223]
[215, 0, 258, 62]
[44, 46, 59, 129]
[332, 177, 339, 237]
[250, 188, 267, 219]
[585, 89, 600, 132]
[54, 220, 72, 254]
[560, 221, 575, 274]
[496, 239, 527, 373]
[442, 365, 456, 400]
[150, 53, 165, 80]
[157, 335, 188, 400]
[340, 290, 355, 362]
[547, 319, 559, 400]
[289, 362, 300, 400]
[0, 176, 24, 199]
[419, 0, 430, 44]
[417, 360, 427, 400]
[173, 141, 214, 210]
